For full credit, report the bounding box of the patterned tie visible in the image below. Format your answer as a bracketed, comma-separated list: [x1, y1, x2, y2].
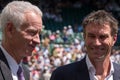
[17, 66, 24, 80]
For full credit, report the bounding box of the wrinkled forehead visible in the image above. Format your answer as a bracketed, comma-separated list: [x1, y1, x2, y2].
[85, 22, 111, 30]
[85, 23, 111, 34]
[19, 12, 42, 30]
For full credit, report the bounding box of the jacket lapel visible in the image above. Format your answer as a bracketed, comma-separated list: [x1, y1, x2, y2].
[113, 62, 120, 80]
[76, 57, 90, 80]
[0, 48, 13, 80]
[0, 61, 13, 80]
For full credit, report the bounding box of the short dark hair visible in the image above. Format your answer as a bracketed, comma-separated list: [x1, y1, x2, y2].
[82, 10, 118, 36]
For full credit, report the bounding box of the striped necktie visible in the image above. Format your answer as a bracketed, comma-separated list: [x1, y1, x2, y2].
[17, 66, 24, 80]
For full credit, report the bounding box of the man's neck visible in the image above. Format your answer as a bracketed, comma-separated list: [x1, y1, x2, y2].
[94, 58, 111, 78]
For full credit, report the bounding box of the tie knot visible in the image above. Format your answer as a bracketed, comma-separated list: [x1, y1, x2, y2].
[17, 66, 22, 75]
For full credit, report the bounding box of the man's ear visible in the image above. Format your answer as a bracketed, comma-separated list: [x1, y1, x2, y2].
[112, 34, 117, 45]
[5, 22, 16, 38]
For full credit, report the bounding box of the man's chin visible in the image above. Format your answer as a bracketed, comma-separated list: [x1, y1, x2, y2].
[25, 50, 33, 56]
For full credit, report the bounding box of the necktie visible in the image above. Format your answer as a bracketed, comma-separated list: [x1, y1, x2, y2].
[17, 66, 24, 80]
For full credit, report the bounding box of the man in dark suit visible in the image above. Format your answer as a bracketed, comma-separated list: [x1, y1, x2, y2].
[50, 10, 120, 80]
[0, 1, 43, 80]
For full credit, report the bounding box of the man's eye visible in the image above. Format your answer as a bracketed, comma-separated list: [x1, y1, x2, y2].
[99, 35, 107, 39]
[88, 35, 95, 38]
[30, 32, 36, 36]
[27, 31, 36, 36]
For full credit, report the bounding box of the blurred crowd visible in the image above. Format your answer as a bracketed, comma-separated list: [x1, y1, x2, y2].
[23, 25, 85, 80]
[22, 25, 120, 80]
[39, 0, 120, 23]
[1, 0, 120, 23]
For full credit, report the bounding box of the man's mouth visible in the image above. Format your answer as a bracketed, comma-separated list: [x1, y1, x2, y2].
[98, 55, 105, 59]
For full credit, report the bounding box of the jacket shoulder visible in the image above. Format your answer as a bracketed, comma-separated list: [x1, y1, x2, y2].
[50, 57, 90, 80]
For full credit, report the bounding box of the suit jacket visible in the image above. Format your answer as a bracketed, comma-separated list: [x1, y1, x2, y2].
[0, 48, 30, 80]
[50, 57, 120, 80]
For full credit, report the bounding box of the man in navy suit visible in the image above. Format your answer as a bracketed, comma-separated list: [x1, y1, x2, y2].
[50, 10, 120, 80]
[0, 1, 43, 80]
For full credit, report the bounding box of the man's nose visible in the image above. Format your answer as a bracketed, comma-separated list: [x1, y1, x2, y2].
[33, 34, 40, 44]
[94, 38, 101, 46]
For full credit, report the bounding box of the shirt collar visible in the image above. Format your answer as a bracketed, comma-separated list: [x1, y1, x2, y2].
[110, 60, 114, 75]
[86, 55, 96, 74]
[86, 55, 114, 75]
[0, 45, 21, 75]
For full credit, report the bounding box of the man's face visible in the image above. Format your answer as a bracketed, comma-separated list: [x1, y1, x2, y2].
[84, 23, 117, 63]
[12, 12, 42, 57]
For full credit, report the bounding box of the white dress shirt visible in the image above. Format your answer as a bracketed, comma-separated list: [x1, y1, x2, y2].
[86, 55, 114, 80]
[0, 45, 25, 80]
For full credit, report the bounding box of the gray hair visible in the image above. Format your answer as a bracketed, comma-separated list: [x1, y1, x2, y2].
[0, 1, 42, 31]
